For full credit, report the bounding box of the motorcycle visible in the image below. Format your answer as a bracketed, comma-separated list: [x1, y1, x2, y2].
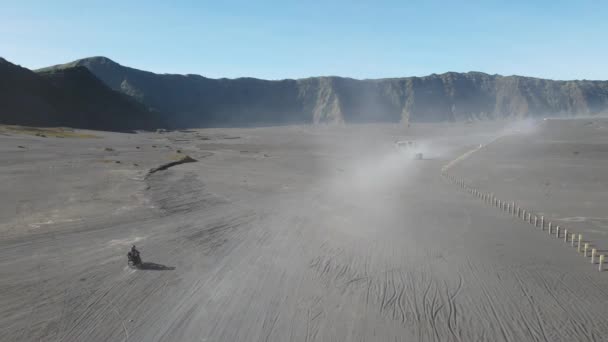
[127, 250, 142, 268]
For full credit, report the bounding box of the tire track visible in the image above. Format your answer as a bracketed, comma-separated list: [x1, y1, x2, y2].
[466, 258, 510, 342]
[537, 273, 600, 340]
[445, 276, 463, 342]
[512, 271, 547, 341]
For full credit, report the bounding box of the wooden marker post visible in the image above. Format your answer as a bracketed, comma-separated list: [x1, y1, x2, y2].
[584, 243, 589, 257]
[578, 234, 582, 253]
[548, 222, 553, 234]
[564, 229, 568, 242]
[540, 216, 544, 230]
[555, 226, 560, 238]
[591, 249, 597, 264]
[600, 255, 605, 272]
[571, 234, 576, 247]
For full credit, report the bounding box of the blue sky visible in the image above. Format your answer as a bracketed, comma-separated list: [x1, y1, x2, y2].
[1, 1, 606, 80]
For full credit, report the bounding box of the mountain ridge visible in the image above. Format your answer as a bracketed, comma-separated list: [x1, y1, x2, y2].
[39, 56, 608, 128]
[0, 57, 164, 131]
[37, 56, 602, 82]
[3, 55, 608, 130]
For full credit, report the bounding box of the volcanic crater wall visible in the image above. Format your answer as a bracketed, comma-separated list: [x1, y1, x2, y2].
[24, 56, 608, 129]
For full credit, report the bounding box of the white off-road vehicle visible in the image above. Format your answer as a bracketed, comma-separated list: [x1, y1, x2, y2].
[395, 140, 423, 160]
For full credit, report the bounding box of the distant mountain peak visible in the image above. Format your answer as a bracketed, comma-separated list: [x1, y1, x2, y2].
[75, 56, 119, 66]
[0, 56, 162, 131]
[35, 56, 122, 73]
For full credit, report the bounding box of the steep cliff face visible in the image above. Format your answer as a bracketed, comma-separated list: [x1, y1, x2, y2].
[38, 67, 163, 130]
[297, 77, 343, 124]
[0, 58, 161, 131]
[37, 57, 608, 128]
[0, 57, 63, 127]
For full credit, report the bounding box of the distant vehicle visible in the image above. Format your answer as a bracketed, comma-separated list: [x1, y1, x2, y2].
[395, 140, 423, 160]
[395, 140, 414, 149]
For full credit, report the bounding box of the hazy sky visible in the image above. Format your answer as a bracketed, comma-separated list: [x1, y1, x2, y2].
[1, 0, 606, 80]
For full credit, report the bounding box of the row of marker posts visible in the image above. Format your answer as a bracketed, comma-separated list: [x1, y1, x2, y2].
[441, 171, 605, 272]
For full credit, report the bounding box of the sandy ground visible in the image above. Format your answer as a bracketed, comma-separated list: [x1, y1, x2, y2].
[450, 118, 608, 262]
[1, 121, 607, 341]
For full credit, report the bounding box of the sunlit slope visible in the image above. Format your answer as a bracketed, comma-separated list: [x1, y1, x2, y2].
[41, 57, 608, 128]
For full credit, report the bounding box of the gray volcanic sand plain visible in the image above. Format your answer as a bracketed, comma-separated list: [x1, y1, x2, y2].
[1, 121, 607, 341]
[450, 119, 608, 251]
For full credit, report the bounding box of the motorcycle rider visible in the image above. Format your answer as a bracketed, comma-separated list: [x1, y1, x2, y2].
[128, 245, 141, 264]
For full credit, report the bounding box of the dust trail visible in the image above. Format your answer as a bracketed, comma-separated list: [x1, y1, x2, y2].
[500, 118, 539, 136]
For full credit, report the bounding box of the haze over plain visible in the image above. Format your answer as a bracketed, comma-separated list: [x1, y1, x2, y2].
[1, 2, 608, 342]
